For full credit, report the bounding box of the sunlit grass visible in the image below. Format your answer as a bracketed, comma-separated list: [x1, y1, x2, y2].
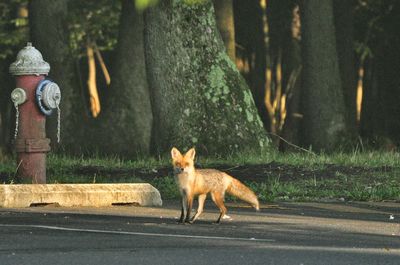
[1, 150, 399, 202]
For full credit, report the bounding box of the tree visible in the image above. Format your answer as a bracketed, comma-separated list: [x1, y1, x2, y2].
[269, 1, 303, 151]
[333, 0, 357, 134]
[300, 0, 347, 151]
[95, 0, 153, 156]
[144, 0, 269, 156]
[213, 0, 236, 61]
[29, 0, 85, 152]
[233, 0, 269, 127]
[0, 60, 14, 155]
[0, 0, 29, 154]
[356, 0, 400, 148]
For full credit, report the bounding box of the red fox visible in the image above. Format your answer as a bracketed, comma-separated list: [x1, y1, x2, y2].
[171, 147, 260, 224]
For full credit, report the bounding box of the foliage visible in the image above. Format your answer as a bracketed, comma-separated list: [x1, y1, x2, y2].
[354, 0, 399, 60]
[0, 0, 28, 59]
[68, 0, 121, 56]
[135, 0, 159, 11]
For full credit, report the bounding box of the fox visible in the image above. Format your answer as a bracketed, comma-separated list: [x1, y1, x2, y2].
[171, 147, 260, 224]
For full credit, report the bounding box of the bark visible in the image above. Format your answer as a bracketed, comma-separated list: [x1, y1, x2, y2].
[95, 0, 152, 157]
[359, 2, 400, 147]
[267, 0, 303, 150]
[300, 0, 347, 152]
[213, 0, 236, 61]
[29, 0, 85, 153]
[359, 58, 382, 139]
[144, 0, 269, 156]
[233, 0, 269, 127]
[280, 39, 302, 151]
[0, 59, 14, 154]
[333, 0, 357, 134]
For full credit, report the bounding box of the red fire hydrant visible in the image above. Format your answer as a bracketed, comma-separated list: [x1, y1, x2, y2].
[9, 42, 61, 184]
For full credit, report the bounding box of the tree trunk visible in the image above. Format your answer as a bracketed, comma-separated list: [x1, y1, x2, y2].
[267, 0, 303, 150]
[213, 0, 236, 61]
[95, 0, 152, 157]
[359, 2, 400, 148]
[359, 58, 383, 140]
[300, 0, 347, 152]
[29, 0, 85, 153]
[233, 0, 269, 127]
[144, 0, 269, 156]
[0, 60, 14, 155]
[333, 0, 357, 134]
[280, 38, 302, 151]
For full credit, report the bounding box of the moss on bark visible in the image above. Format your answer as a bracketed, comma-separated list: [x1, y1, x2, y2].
[145, 0, 269, 155]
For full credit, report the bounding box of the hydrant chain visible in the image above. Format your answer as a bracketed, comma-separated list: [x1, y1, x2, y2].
[13, 103, 19, 139]
[56, 102, 61, 143]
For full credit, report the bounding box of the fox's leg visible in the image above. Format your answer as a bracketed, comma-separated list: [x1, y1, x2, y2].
[190, 193, 207, 223]
[184, 194, 194, 223]
[178, 196, 186, 223]
[211, 192, 227, 224]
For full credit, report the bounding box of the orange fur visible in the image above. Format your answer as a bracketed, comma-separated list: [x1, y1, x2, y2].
[171, 147, 259, 224]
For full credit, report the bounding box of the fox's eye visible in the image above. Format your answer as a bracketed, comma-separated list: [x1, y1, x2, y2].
[175, 163, 181, 168]
[185, 163, 190, 167]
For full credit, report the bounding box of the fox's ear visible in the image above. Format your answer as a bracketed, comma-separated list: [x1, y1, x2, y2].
[171, 147, 182, 160]
[185, 147, 196, 160]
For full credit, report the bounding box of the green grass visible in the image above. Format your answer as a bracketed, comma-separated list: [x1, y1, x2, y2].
[246, 170, 400, 202]
[1, 150, 399, 202]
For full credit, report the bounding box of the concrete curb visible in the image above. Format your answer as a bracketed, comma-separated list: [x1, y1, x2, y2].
[0, 183, 162, 208]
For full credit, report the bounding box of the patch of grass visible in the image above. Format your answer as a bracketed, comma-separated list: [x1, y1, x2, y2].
[0, 151, 399, 202]
[45, 154, 169, 184]
[150, 176, 180, 200]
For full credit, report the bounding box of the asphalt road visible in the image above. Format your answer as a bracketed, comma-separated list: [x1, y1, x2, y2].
[0, 201, 399, 265]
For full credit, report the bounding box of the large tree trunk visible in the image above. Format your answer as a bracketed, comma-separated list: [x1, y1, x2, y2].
[300, 0, 347, 152]
[95, 0, 152, 157]
[213, 0, 236, 61]
[29, 0, 85, 153]
[144, 0, 269, 156]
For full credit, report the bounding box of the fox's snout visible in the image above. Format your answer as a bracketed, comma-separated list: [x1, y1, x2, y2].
[174, 166, 184, 174]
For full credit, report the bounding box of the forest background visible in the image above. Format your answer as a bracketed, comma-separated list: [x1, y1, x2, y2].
[0, 0, 399, 158]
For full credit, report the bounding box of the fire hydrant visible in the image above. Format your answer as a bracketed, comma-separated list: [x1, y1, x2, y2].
[9, 42, 61, 184]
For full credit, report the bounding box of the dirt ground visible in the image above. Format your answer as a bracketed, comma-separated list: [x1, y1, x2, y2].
[0, 161, 394, 185]
[71, 162, 393, 183]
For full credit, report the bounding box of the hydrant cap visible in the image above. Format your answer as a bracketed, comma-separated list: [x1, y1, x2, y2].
[9, 42, 50, 76]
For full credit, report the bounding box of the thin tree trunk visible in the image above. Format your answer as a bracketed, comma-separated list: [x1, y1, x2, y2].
[144, 0, 269, 156]
[213, 0, 236, 61]
[277, 3, 303, 151]
[233, 0, 269, 127]
[334, 0, 357, 134]
[0, 60, 14, 154]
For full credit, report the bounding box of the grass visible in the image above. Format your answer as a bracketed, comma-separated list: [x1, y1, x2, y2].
[246, 170, 400, 202]
[1, 150, 399, 202]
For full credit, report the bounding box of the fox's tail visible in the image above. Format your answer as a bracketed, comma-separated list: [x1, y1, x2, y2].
[227, 177, 260, 211]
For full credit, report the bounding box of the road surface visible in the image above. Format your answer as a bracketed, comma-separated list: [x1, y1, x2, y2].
[0, 201, 399, 264]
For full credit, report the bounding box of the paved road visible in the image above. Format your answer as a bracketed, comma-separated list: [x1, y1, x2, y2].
[0, 201, 399, 265]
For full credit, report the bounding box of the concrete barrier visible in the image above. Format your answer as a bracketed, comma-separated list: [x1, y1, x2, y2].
[0, 183, 162, 208]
